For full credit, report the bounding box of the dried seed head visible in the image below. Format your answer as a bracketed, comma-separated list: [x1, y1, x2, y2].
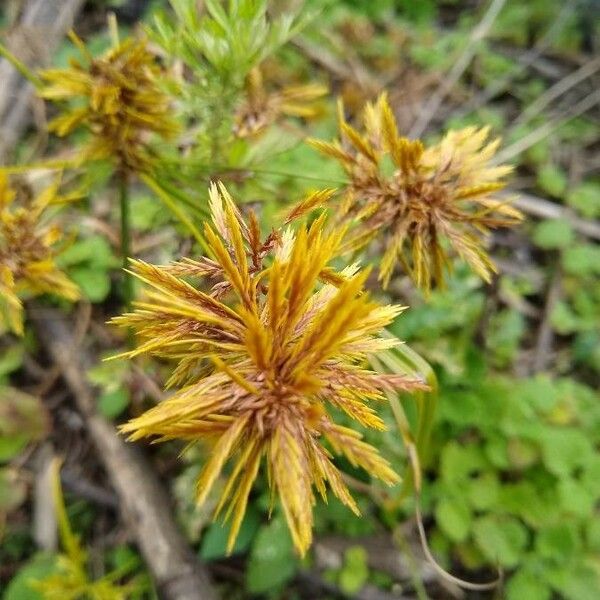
[310, 93, 523, 293]
[234, 67, 327, 138]
[0, 174, 79, 335]
[111, 182, 426, 555]
[40, 33, 178, 173]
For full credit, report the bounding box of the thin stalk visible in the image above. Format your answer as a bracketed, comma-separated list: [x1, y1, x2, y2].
[0, 41, 43, 88]
[0, 159, 79, 174]
[119, 174, 133, 308]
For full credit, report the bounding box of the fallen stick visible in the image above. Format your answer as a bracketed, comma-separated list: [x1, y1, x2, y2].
[0, 0, 85, 163]
[33, 309, 217, 600]
[408, 0, 507, 138]
[508, 191, 600, 241]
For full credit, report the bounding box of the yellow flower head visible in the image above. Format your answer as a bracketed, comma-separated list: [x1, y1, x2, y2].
[234, 67, 327, 138]
[111, 182, 426, 555]
[0, 174, 79, 335]
[310, 93, 523, 292]
[40, 33, 178, 173]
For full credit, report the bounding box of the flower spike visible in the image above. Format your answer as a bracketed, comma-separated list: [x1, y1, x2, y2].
[111, 182, 427, 555]
[310, 93, 523, 293]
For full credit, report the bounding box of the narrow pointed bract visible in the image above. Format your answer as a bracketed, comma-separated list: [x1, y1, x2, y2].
[0, 174, 79, 335]
[111, 182, 426, 555]
[310, 93, 523, 292]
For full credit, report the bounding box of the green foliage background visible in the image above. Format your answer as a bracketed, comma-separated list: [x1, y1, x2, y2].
[1, 0, 599, 599]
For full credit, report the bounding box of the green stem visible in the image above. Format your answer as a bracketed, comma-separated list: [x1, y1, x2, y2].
[0, 159, 80, 174]
[119, 174, 133, 308]
[0, 41, 43, 88]
[141, 173, 210, 255]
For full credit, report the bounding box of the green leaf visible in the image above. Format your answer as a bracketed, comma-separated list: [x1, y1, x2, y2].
[562, 244, 600, 276]
[440, 442, 487, 484]
[511, 375, 559, 413]
[435, 497, 471, 542]
[338, 546, 369, 595]
[499, 482, 559, 528]
[486, 309, 524, 367]
[532, 220, 574, 249]
[546, 565, 600, 600]
[540, 428, 594, 476]
[557, 478, 595, 518]
[98, 389, 129, 419]
[536, 523, 580, 560]
[3, 553, 59, 600]
[549, 301, 579, 334]
[567, 182, 600, 218]
[506, 438, 539, 470]
[70, 268, 112, 303]
[0, 467, 27, 512]
[536, 164, 567, 198]
[466, 473, 500, 510]
[246, 517, 298, 594]
[58, 235, 115, 268]
[87, 357, 129, 392]
[472, 515, 528, 568]
[506, 569, 551, 600]
[200, 506, 261, 560]
[585, 517, 600, 552]
[0, 388, 49, 461]
[0, 345, 24, 378]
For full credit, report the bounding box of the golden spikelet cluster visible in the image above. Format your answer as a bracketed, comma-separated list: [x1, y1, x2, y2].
[111, 182, 426, 555]
[234, 67, 327, 138]
[0, 174, 79, 335]
[310, 94, 523, 292]
[40, 33, 178, 173]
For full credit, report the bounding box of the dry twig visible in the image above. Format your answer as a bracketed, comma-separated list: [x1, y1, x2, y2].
[507, 191, 600, 241]
[33, 309, 217, 600]
[409, 0, 507, 138]
[0, 0, 85, 162]
[510, 56, 600, 130]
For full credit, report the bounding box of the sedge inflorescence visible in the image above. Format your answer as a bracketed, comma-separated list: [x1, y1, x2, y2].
[40, 34, 178, 173]
[0, 174, 79, 335]
[311, 93, 523, 292]
[111, 182, 426, 555]
[234, 67, 327, 138]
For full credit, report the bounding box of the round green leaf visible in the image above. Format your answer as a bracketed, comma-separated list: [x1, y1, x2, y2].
[3, 553, 59, 600]
[506, 569, 551, 600]
[98, 389, 130, 419]
[472, 515, 528, 568]
[532, 220, 574, 250]
[246, 517, 298, 594]
[435, 497, 472, 542]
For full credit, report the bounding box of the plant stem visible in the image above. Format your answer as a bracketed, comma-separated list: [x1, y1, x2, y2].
[0, 159, 79, 174]
[141, 173, 210, 255]
[0, 41, 43, 88]
[119, 174, 133, 308]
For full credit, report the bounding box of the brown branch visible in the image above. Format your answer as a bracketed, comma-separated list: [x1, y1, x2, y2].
[507, 191, 600, 241]
[532, 268, 562, 374]
[33, 308, 217, 600]
[409, 0, 508, 138]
